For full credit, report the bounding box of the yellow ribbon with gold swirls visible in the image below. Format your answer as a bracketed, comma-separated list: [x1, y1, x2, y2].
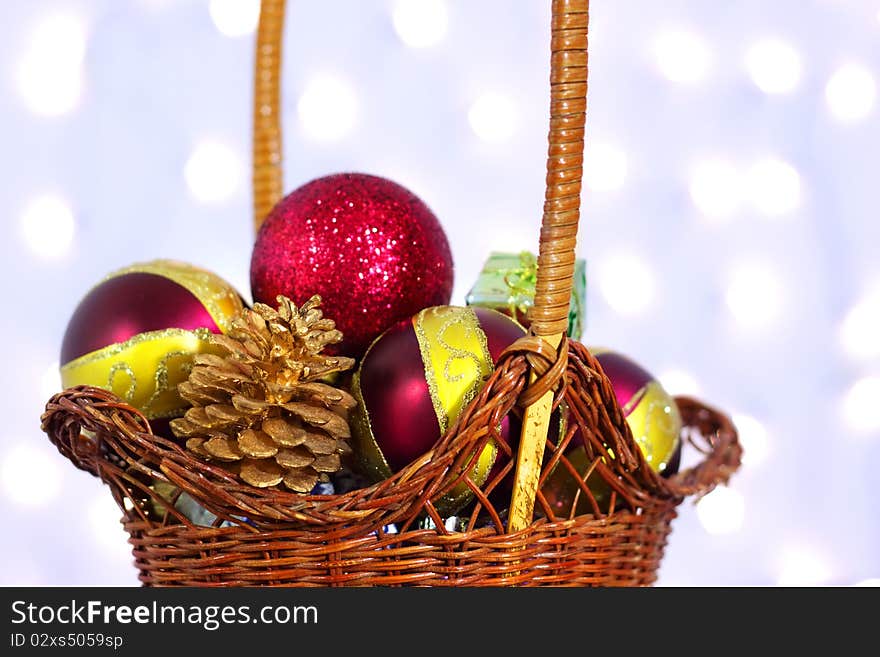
[60, 328, 227, 419]
[413, 306, 498, 511]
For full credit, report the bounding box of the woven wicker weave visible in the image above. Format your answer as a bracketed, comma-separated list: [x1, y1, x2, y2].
[41, 0, 741, 587]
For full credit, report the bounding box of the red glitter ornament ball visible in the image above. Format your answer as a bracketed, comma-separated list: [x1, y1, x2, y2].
[250, 173, 454, 357]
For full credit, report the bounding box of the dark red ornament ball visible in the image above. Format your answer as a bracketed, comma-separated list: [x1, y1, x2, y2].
[60, 273, 220, 364]
[356, 307, 525, 475]
[250, 173, 454, 357]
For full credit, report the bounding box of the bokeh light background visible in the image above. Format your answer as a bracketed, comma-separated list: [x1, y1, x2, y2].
[2, 0, 879, 587]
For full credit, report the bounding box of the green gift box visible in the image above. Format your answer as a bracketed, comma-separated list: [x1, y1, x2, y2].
[465, 251, 586, 340]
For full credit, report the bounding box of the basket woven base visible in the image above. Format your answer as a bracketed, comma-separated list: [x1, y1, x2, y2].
[125, 507, 677, 587]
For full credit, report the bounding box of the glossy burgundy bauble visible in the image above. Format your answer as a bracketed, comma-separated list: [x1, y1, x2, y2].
[541, 349, 683, 518]
[593, 349, 682, 473]
[356, 307, 525, 474]
[250, 173, 454, 357]
[593, 350, 653, 410]
[356, 317, 440, 473]
[61, 273, 221, 364]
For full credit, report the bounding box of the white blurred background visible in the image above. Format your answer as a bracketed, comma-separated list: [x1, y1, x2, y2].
[1, 0, 878, 587]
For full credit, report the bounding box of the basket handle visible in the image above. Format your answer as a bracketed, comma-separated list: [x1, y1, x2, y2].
[253, 0, 285, 226]
[507, 0, 588, 532]
[662, 397, 743, 499]
[530, 1, 588, 340]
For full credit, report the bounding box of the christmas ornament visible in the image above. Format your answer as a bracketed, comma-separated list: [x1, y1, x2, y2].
[351, 306, 526, 512]
[542, 349, 682, 517]
[60, 260, 244, 420]
[250, 173, 454, 357]
[594, 349, 682, 471]
[418, 515, 469, 532]
[466, 251, 587, 340]
[149, 481, 223, 526]
[171, 295, 356, 492]
[663, 440, 682, 477]
[149, 480, 257, 527]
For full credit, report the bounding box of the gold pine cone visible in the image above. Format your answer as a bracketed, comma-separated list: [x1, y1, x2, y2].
[171, 295, 356, 492]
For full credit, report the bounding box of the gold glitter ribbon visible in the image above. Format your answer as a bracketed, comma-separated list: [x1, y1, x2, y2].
[413, 307, 497, 511]
[60, 328, 226, 419]
[413, 306, 494, 434]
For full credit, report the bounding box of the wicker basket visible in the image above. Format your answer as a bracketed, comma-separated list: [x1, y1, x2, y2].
[41, 0, 741, 587]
